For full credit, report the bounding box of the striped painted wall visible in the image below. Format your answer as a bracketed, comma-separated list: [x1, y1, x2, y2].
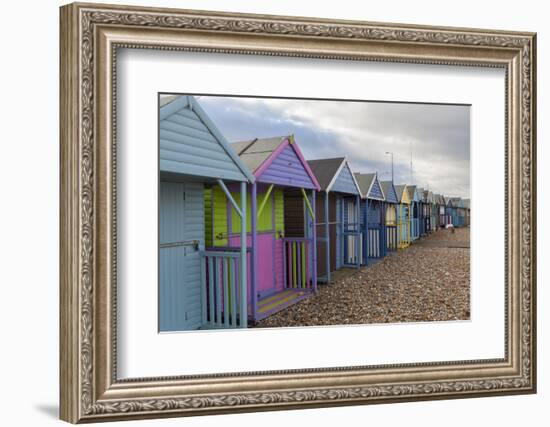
[366, 200, 384, 226]
[331, 163, 359, 194]
[259, 144, 317, 189]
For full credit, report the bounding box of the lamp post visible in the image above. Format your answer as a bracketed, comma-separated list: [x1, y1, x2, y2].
[385, 151, 394, 182]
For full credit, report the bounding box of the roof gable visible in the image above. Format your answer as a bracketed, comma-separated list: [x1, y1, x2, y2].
[235, 136, 320, 190]
[307, 157, 350, 191]
[354, 173, 385, 200]
[329, 161, 361, 195]
[380, 181, 398, 203]
[368, 175, 385, 200]
[395, 184, 411, 204]
[231, 136, 286, 173]
[406, 185, 419, 202]
[159, 95, 253, 183]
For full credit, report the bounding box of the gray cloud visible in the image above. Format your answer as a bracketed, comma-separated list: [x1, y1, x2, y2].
[195, 95, 470, 198]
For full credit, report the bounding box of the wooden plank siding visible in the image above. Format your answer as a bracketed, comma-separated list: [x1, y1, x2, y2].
[159, 182, 204, 331]
[331, 163, 359, 194]
[160, 95, 251, 183]
[259, 144, 318, 189]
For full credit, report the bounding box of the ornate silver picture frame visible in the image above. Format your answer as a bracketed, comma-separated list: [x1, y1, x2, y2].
[60, 2, 536, 423]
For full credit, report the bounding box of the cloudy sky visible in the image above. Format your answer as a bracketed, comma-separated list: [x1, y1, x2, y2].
[194, 95, 470, 198]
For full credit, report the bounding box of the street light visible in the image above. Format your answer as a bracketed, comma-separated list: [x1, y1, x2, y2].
[385, 151, 394, 182]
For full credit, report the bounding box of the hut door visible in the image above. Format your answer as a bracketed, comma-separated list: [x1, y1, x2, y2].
[159, 181, 204, 332]
[345, 199, 359, 264]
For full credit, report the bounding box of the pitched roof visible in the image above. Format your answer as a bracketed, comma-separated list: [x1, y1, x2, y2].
[394, 184, 407, 202]
[406, 185, 417, 201]
[353, 173, 374, 196]
[231, 136, 287, 173]
[421, 189, 431, 203]
[159, 94, 179, 107]
[159, 95, 254, 183]
[448, 197, 462, 207]
[307, 157, 346, 191]
[380, 180, 398, 203]
[353, 173, 385, 200]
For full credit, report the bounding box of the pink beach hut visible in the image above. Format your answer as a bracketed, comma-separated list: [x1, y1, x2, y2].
[205, 135, 321, 323]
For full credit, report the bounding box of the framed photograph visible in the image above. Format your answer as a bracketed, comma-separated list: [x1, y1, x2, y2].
[60, 2, 536, 423]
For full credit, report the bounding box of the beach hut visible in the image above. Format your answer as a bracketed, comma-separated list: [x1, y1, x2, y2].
[457, 198, 466, 227]
[463, 198, 471, 226]
[417, 187, 426, 236]
[422, 190, 433, 234]
[380, 180, 399, 251]
[293, 158, 362, 284]
[446, 197, 460, 226]
[429, 191, 438, 232]
[159, 95, 254, 331]
[436, 194, 446, 228]
[355, 173, 386, 264]
[407, 185, 420, 241]
[208, 135, 321, 323]
[395, 185, 411, 248]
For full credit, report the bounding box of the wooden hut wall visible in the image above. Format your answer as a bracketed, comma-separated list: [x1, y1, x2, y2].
[364, 199, 385, 261]
[335, 196, 343, 268]
[283, 186, 340, 282]
[160, 96, 248, 182]
[396, 186, 411, 248]
[381, 181, 399, 251]
[283, 189, 305, 238]
[409, 188, 420, 241]
[207, 185, 286, 299]
[430, 200, 438, 232]
[385, 204, 398, 250]
[438, 197, 446, 227]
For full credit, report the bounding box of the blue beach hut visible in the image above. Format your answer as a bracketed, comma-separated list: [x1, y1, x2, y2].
[159, 95, 254, 331]
[446, 197, 460, 227]
[306, 158, 362, 283]
[407, 185, 420, 241]
[354, 173, 386, 265]
[380, 180, 399, 251]
[417, 187, 426, 236]
[395, 184, 411, 248]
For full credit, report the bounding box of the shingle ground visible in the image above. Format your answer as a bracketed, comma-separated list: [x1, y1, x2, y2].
[254, 227, 470, 328]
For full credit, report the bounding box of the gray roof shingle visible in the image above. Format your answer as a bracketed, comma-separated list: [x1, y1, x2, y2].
[307, 157, 346, 191]
[231, 136, 287, 173]
[353, 173, 376, 198]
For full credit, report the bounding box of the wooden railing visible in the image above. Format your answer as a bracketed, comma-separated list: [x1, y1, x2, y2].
[201, 248, 249, 328]
[282, 237, 312, 290]
[411, 218, 420, 240]
[386, 224, 398, 251]
[397, 219, 410, 248]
